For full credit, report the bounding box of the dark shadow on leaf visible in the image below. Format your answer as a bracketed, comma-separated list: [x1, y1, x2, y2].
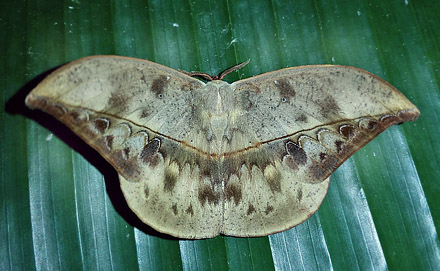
[5, 67, 179, 241]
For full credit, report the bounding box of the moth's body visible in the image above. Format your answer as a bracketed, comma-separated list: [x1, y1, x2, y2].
[198, 80, 230, 153]
[25, 56, 419, 239]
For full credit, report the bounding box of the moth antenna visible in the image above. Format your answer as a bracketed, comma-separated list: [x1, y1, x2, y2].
[180, 60, 250, 81]
[218, 59, 250, 80]
[180, 70, 214, 81]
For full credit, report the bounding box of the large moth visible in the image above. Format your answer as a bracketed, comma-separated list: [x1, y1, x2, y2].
[25, 56, 419, 238]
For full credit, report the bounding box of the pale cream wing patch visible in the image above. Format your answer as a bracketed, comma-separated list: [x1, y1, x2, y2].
[230, 65, 419, 144]
[25, 56, 208, 144]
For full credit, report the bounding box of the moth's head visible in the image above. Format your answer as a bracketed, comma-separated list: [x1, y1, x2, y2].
[202, 80, 236, 115]
[205, 80, 230, 87]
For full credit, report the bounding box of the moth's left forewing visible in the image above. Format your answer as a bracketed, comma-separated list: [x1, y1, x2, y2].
[230, 65, 419, 160]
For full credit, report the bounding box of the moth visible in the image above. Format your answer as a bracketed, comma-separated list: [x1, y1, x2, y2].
[25, 56, 419, 239]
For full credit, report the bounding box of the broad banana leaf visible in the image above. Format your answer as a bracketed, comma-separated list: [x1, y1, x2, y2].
[1, 0, 439, 270]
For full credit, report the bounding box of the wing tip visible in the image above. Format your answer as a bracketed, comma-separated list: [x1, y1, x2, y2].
[398, 107, 420, 122]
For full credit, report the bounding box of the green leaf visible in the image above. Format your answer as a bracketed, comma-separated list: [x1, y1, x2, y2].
[1, 0, 439, 270]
